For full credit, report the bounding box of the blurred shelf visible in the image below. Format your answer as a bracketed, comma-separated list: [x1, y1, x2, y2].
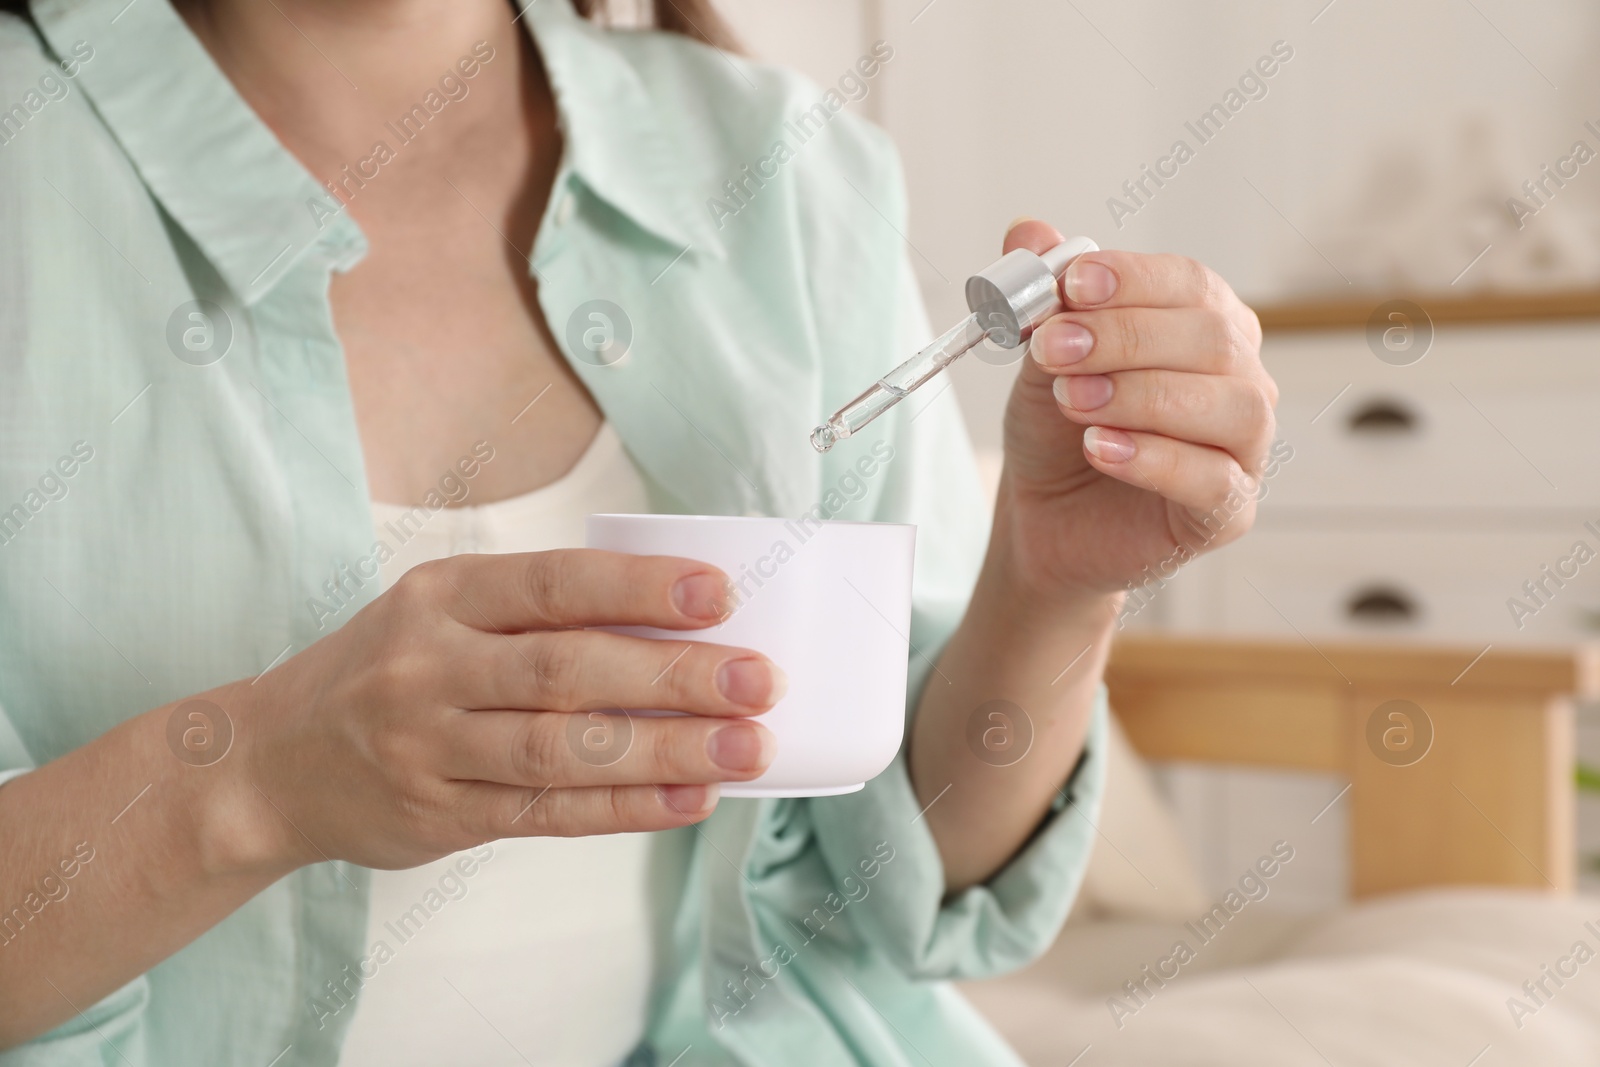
[1256, 288, 1600, 332]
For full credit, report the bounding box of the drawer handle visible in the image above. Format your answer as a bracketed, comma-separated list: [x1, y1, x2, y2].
[1346, 586, 1418, 624]
[1346, 398, 1418, 435]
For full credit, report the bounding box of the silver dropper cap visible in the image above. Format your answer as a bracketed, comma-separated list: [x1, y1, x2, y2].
[964, 235, 1099, 349]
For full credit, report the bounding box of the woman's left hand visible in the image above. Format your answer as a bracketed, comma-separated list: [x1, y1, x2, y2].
[993, 219, 1278, 608]
[910, 221, 1277, 889]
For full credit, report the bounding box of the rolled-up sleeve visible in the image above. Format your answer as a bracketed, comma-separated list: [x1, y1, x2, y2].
[808, 693, 1107, 981]
[0, 699, 34, 782]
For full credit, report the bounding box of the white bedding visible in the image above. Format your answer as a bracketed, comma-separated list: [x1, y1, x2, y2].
[960, 889, 1600, 1066]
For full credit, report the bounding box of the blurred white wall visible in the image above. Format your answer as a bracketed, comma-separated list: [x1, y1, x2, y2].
[718, 0, 1600, 448]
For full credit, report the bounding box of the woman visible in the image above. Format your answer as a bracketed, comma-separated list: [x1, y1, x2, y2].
[0, 0, 1274, 1064]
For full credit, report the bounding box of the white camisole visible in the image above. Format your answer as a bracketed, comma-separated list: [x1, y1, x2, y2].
[337, 424, 670, 1067]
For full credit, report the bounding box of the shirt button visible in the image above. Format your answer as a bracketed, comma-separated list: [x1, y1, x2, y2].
[554, 192, 576, 226]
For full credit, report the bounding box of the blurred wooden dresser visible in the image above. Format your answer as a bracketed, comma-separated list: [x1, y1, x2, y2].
[1121, 293, 1600, 901]
[1137, 297, 1600, 650]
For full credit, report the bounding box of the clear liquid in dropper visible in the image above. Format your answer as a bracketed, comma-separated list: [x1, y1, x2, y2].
[810, 313, 986, 453]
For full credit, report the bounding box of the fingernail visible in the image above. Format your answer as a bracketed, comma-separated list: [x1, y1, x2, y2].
[1032, 322, 1094, 368]
[708, 723, 772, 773]
[1083, 425, 1136, 462]
[1058, 374, 1113, 411]
[659, 783, 719, 813]
[716, 657, 786, 707]
[1064, 259, 1117, 306]
[672, 573, 730, 621]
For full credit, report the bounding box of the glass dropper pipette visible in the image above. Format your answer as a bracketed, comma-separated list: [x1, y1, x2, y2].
[810, 235, 1098, 453]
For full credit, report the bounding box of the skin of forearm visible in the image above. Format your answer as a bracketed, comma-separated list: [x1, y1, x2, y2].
[0, 688, 291, 1048]
[909, 519, 1120, 894]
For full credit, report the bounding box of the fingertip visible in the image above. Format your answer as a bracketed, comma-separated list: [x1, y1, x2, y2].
[707, 720, 777, 777]
[671, 570, 735, 624]
[714, 656, 787, 710]
[1062, 256, 1119, 307]
[1003, 217, 1065, 255]
[1030, 318, 1095, 370]
[1050, 375, 1096, 419]
[1082, 425, 1137, 464]
[658, 782, 720, 818]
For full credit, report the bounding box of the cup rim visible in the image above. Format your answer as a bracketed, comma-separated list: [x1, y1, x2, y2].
[588, 513, 914, 531]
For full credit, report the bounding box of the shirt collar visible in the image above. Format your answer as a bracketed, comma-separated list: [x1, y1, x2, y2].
[32, 0, 367, 305]
[30, 0, 719, 306]
[518, 0, 721, 258]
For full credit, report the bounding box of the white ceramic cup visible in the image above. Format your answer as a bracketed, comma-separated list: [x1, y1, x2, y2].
[585, 514, 916, 798]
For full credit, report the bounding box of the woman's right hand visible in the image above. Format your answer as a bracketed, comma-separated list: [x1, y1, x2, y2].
[220, 549, 784, 874]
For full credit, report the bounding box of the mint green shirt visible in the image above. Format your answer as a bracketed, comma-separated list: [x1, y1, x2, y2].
[0, 1, 1108, 1064]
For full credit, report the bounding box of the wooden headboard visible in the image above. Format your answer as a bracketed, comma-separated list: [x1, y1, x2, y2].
[1105, 635, 1600, 898]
